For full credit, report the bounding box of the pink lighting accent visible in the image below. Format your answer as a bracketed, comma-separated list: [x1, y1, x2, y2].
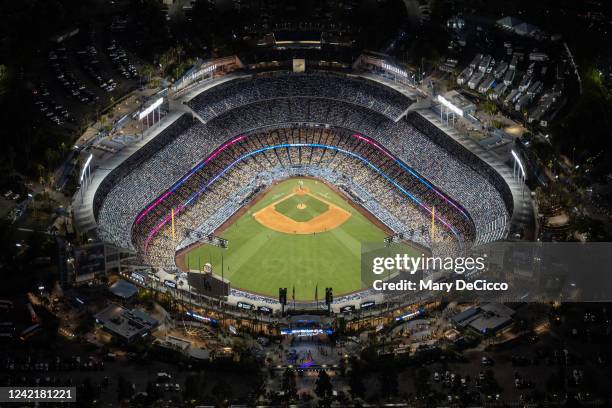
[135, 135, 246, 224]
[351, 133, 470, 220]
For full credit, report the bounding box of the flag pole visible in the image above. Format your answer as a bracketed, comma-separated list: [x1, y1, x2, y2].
[431, 206, 435, 245]
[171, 208, 175, 242]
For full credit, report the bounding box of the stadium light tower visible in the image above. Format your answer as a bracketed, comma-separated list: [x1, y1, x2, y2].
[325, 288, 333, 315]
[138, 97, 164, 132]
[79, 153, 93, 202]
[437, 95, 462, 127]
[511, 150, 526, 197]
[279, 288, 287, 315]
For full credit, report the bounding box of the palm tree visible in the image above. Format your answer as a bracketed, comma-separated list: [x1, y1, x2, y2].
[139, 64, 155, 87]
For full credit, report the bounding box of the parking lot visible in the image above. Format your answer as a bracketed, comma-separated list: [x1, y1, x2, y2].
[32, 27, 142, 133]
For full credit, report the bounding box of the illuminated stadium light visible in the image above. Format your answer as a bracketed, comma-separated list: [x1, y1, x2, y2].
[382, 62, 408, 77]
[511, 150, 525, 179]
[511, 150, 527, 197]
[80, 153, 93, 183]
[203, 63, 217, 73]
[138, 97, 164, 120]
[192, 63, 217, 78]
[437, 95, 464, 117]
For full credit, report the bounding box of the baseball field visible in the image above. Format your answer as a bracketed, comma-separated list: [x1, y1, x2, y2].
[180, 178, 416, 300]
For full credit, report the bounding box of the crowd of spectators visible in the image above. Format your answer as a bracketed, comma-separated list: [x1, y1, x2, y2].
[139, 127, 470, 269]
[95, 76, 510, 260]
[187, 71, 413, 122]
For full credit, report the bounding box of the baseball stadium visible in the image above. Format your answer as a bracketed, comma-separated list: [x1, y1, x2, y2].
[74, 60, 524, 315]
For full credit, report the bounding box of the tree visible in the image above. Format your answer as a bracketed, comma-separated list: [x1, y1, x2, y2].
[315, 370, 334, 400]
[483, 100, 499, 116]
[139, 64, 155, 86]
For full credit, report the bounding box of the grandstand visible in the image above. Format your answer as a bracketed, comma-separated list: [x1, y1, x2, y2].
[186, 71, 414, 122]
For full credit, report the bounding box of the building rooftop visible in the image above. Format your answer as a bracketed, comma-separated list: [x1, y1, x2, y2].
[440, 90, 477, 115]
[452, 303, 515, 334]
[95, 304, 158, 342]
[451, 307, 480, 326]
[189, 348, 211, 361]
[480, 303, 515, 317]
[467, 303, 515, 334]
[155, 335, 191, 352]
[469, 314, 513, 334]
[108, 280, 139, 300]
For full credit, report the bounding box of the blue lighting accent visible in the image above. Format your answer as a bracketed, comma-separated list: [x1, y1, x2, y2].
[145, 143, 466, 247]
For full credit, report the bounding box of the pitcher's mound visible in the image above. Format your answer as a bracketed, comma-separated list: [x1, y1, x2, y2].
[293, 186, 310, 196]
[253, 189, 352, 234]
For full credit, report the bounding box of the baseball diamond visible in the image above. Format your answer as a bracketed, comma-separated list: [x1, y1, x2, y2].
[177, 178, 412, 300]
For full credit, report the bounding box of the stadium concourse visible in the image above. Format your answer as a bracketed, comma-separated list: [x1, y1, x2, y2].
[73, 69, 525, 310]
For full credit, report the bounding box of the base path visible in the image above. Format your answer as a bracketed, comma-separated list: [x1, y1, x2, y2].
[252, 187, 351, 234]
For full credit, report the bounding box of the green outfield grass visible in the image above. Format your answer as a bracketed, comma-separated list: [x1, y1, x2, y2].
[182, 178, 417, 300]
